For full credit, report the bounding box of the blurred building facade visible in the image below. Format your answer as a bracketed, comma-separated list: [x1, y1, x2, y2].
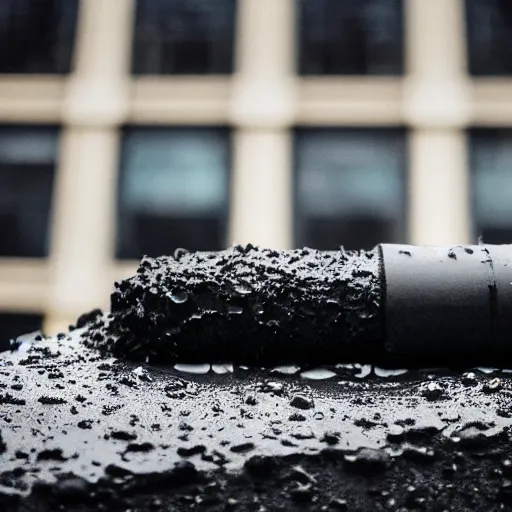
[0, 0, 512, 336]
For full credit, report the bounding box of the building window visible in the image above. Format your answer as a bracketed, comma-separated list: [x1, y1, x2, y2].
[470, 130, 512, 244]
[465, 0, 512, 76]
[0, 0, 79, 74]
[294, 128, 406, 250]
[117, 127, 231, 259]
[0, 127, 58, 258]
[132, 0, 237, 75]
[0, 312, 43, 352]
[297, 0, 404, 75]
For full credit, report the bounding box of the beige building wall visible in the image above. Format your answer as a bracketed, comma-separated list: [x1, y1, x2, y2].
[0, 0, 510, 333]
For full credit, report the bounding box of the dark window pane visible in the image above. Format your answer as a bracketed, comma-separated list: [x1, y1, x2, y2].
[0, 312, 43, 351]
[0, 127, 58, 257]
[470, 130, 512, 244]
[0, 0, 79, 74]
[117, 127, 230, 259]
[465, 0, 512, 76]
[297, 0, 404, 75]
[294, 129, 406, 250]
[132, 0, 236, 75]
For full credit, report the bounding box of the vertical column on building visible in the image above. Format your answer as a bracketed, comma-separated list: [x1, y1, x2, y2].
[404, 0, 471, 245]
[47, 0, 135, 333]
[229, 0, 296, 249]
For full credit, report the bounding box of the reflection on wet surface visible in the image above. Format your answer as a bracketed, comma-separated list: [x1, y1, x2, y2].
[1, 330, 512, 511]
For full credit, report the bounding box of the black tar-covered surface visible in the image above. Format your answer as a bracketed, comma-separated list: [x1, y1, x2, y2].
[85, 245, 382, 365]
[2, 334, 512, 511]
[2, 245, 512, 511]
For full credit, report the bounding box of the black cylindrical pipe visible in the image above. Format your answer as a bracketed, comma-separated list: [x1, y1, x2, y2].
[380, 243, 512, 366]
[84, 244, 512, 367]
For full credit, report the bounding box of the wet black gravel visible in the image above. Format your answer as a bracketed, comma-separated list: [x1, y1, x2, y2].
[83, 245, 382, 365]
[2, 333, 512, 511]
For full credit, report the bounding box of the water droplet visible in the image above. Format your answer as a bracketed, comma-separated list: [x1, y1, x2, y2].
[16, 341, 32, 354]
[174, 364, 210, 374]
[228, 305, 243, 315]
[271, 365, 300, 375]
[170, 289, 189, 304]
[234, 283, 252, 295]
[212, 364, 234, 374]
[300, 368, 336, 380]
[476, 367, 498, 374]
[13, 330, 41, 352]
[355, 365, 372, 378]
[374, 367, 408, 378]
[174, 248, 189, 260]
[462, 372, 477, 386]
[484, 377, 502, 392]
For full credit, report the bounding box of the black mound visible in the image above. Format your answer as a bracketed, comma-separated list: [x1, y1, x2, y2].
[84, 245, 382, 365]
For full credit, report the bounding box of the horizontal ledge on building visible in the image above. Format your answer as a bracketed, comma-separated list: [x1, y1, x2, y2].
[130, 77, 232, 124]
[470, 80, 512, 125]
[296, 77, 403, 125]
[0, 259, 51, 311]
[0, 77, 65, 123]
[2, 75, 512, 128]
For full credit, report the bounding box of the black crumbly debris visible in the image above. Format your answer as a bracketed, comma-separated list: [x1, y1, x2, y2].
[83, 245, 383, 365]
[2, 336, 512, 511]
[75, 308, 104, 330]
